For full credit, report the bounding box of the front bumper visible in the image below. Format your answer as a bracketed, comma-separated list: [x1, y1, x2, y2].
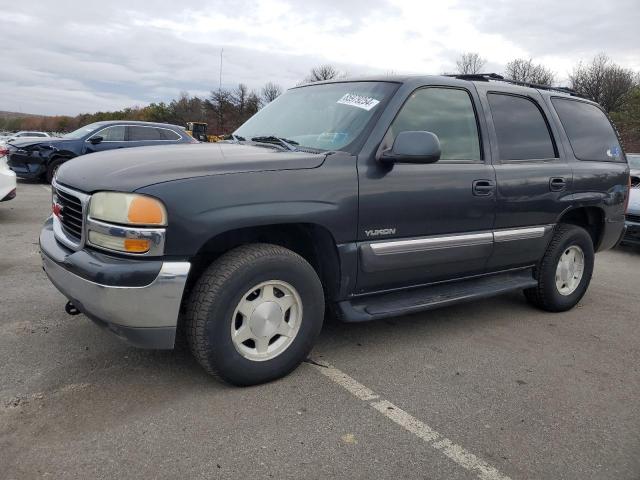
[7, 152, 47, 178]
[622, 219, 640, 246]
[40, 218, 190, 349]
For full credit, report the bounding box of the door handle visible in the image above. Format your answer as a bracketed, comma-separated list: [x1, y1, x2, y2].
[472, 179, 495, 196]
[549, 177, 567, 192]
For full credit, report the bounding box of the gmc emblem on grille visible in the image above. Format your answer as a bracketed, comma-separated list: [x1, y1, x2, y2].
[52, 203, 62, 217]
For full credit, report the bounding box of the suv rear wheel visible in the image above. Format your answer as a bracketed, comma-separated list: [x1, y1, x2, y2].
[185, 243, 324, 386]
[524, 224, 595, 312]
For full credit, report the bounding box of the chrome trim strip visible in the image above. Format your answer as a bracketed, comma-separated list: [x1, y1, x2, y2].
[42, 255, 190, 329]
[368, 225, 555, 255]
[85, 217, 166, 256]
[370, 232, 493, 255]
[493, 225, 553, 243]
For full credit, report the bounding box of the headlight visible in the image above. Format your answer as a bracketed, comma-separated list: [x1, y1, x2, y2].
[89, 192, 167, 226]
[87, 192, 167, 255]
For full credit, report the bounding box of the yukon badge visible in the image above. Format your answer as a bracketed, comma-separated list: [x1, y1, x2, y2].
[365, 228, 396, 237]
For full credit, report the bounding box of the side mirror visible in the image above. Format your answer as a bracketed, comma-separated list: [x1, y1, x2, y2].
[89, 136, 103, 145]
[379, 131, 441, 164]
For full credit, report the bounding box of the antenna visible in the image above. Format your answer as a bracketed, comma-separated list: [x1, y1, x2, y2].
[219, 48, 224, 93]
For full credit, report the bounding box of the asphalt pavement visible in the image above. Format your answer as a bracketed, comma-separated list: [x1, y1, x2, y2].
[1, 180, 639, 479]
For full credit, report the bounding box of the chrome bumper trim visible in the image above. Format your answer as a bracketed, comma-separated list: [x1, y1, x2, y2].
[42, 253, 190, 329]
[86, 218, 166, 256]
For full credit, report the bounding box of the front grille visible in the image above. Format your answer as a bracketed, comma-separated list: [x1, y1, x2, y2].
[626, 214, 640, 224]
[55, 187, 84, 240]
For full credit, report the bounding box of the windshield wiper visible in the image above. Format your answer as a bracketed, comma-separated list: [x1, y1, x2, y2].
[251, 135, 299, 151]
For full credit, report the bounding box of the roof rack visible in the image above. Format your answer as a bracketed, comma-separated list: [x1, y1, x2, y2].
[445, 73, 591, 99]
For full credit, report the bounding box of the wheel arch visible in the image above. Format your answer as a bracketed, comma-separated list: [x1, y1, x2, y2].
[556, 206, 605, 250]
[187, 222, 342, 301]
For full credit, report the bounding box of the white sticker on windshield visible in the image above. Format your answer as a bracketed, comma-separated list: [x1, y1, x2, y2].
[337, 93, 380, 111]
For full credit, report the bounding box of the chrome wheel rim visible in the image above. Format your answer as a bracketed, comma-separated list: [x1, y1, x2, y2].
[230, 280, 302, 361]
[555, 245, 585, 296]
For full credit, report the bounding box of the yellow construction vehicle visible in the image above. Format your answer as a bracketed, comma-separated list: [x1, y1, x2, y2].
[185, 122, 222, 143]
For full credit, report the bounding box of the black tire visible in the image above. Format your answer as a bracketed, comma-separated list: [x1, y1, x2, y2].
[524, 224, 595, 312]
[185, 243, 324, 386]
[45, 158, 64, 184]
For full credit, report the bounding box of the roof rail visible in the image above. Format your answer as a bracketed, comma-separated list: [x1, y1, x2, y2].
[445, 73, 591, 99]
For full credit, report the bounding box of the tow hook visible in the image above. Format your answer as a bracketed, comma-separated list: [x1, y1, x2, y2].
[65, 301, 81, 316]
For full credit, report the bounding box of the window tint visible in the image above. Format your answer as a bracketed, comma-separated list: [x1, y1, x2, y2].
[128, 126, 163, 141]
[159, 128, 181, 140]
[389, 88, 481, 161]
[94, 125, 125, 142]
[488, 93, 556, 160]
[551, 98, 623, 162]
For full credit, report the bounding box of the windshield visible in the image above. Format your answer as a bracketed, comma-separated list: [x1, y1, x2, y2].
[63, 122, 105, 139]
[234, 81, 397, 151]
[628, 154, 640, 169]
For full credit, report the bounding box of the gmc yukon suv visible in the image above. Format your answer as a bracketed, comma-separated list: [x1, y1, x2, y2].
[40, 75, 630, 385]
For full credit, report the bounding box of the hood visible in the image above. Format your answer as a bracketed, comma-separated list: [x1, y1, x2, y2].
[628, 188, 640, 214]
[8, 137, 67, 148]
[56, 143, 326, 193]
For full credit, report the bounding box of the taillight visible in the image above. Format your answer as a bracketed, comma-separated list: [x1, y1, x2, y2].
[0, 147, 9, 157]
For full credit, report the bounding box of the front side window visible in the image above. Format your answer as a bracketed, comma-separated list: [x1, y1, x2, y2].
[128, 126, 163, 141]
[234, 81, 397, 151]
[488, 93, 556, 161]
[551, 97, 623, 162]
[93, 125, 125, 142]
[388, 87, 481, 161]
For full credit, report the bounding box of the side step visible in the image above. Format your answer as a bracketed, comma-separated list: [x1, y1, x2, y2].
[338, 268, 537, 323]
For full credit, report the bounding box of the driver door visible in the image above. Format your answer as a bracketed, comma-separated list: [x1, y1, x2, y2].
[356, 86, 496, 293]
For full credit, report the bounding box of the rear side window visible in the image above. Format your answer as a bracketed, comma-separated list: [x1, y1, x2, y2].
[128, 126, 163, 141]
[551, 98, 623, 162]
[389, 87, 481, 161]
[488, 93, 556, 160]
[159, 128, 181, 140]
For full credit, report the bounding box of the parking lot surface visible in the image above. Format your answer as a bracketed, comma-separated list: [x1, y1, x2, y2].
[1, 181, 639, 479]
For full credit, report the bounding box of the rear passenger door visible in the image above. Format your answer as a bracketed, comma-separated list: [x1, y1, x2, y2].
[478, 87, 572, 272]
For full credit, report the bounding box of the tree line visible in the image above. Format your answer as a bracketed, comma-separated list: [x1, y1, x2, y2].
[1, 56, 638, 150]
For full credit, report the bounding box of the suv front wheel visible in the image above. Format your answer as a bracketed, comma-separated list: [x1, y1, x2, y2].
[185, 243, 325, 386]
[524, 224, 595, 312]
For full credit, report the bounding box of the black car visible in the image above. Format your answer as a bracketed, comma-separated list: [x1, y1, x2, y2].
[40, 75, 629, 386]
[7, 120, 195, 182]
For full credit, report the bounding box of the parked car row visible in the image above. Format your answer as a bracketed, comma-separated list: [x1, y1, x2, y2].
[5, 121, 195, 183]
[623, 153, 640, 246]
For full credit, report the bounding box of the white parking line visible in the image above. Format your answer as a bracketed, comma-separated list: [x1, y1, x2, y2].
[310, 361, 511, 480]
[41, 185, 51, 193]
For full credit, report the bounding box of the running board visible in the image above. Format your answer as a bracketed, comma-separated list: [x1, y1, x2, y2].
[337, 268, 537, 323]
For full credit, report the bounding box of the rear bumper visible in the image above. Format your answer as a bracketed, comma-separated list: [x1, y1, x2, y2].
[0, 156, 17, 201]
[40, 218, 191, 349]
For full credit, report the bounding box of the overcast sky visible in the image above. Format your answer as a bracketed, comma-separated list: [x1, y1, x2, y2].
[1, 0, 638, 116]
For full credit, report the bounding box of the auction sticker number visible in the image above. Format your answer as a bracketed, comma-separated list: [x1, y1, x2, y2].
[337, 93, 380, 111]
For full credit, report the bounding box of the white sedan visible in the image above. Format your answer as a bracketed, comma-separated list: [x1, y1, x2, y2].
[0, 146, 16, 202]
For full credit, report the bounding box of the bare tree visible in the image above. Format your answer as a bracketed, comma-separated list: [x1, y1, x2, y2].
[233, 83, 249, 116]
[504, 58, 555, 86]
[570, 53, 638, 112]
[261, 82, 283, 104]
[305, 64, 341, 83]
[455, 53, 486, 75]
